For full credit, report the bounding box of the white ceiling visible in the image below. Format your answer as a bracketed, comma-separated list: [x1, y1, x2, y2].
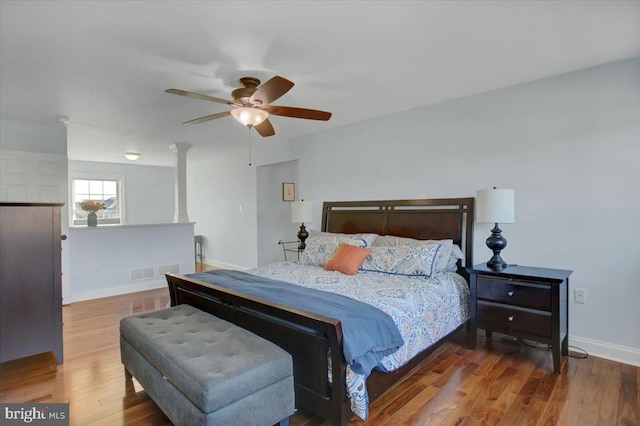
[2, 1, 639, 167]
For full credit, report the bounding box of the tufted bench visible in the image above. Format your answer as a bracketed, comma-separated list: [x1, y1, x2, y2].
[120, 304, 295, 426]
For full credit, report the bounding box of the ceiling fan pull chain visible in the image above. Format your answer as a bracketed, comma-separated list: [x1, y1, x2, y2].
[248, 126, 253, 166]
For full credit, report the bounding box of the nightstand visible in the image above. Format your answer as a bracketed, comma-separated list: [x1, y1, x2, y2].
[469, 264, 572, 374]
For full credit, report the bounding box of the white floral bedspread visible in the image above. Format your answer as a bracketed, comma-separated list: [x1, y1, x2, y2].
[248, 261, 470, 420]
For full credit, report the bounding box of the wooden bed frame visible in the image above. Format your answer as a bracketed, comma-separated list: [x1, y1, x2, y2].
[165, 197, 474, 425]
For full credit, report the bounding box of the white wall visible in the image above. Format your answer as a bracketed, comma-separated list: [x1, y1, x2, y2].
[68, 223, 195, 302]
[188, 58, 640, 364]
[68, 160, 174, 225]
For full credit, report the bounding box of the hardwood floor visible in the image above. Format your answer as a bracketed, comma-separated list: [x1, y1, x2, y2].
[1, 287, 637, 426]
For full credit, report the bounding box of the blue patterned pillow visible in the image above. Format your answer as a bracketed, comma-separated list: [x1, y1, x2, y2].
[299, 236, 367, 267]
[360, 244, 442, 277]
[372, 236, 456, 273]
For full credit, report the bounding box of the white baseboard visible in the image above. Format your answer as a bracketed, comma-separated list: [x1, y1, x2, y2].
[569, 335, 640, 367]
[206, 258, 251, 271]
[68, 279, 167, 303]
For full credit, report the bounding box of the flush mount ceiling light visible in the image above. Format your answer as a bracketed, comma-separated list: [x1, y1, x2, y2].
[229, 107, 269, 127]
[124, 152, 141, 161]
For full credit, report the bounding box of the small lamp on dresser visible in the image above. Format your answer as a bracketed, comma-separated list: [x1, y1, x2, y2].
[291, 200, 313, 250]
[476, 187, 515, 270]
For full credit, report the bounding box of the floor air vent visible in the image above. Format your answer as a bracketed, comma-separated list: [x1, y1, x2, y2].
[130, 267, 155, 281]
[158, 264, 180, 275]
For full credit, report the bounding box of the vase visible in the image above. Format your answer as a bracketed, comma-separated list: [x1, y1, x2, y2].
[87, 211, 98, 227]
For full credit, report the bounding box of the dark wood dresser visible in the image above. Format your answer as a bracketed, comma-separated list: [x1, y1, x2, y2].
[469, 264, 572, 374]
[0, 202, 64, 364]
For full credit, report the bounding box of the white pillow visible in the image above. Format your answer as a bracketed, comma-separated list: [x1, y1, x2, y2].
[308, 230, 378, 248]
[451, 244, 465, 260]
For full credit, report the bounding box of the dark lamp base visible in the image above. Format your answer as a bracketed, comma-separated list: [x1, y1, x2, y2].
[486, 255, 508, 270]
[485, 223, 508, 270]
[297, 223, 309, 250]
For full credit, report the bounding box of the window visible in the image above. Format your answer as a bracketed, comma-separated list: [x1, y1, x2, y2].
[71, 176, 124, 226]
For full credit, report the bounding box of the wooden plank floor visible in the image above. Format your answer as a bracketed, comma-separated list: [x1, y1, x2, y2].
[0, 286, 637, 426]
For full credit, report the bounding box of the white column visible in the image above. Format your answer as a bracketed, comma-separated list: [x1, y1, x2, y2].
[169, 143, 192, 223]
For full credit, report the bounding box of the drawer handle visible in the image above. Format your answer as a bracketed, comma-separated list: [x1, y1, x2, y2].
[508, 315, 515, 322]
[507, 291, 514, 297]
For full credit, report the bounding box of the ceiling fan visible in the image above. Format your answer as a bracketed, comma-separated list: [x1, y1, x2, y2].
[165, 76, 332, 137]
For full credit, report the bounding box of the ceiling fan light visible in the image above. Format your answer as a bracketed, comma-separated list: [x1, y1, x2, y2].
[230, 107, 269, 127]
[124, 152, 141, 161]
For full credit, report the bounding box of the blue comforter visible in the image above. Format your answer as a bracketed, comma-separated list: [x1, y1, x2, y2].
[187, 269, 404, 376]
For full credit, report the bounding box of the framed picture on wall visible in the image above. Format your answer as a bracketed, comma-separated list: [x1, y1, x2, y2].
[283, 182, 295, 201]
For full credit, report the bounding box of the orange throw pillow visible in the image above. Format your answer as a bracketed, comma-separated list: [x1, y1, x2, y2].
[323, 243, 371, 275]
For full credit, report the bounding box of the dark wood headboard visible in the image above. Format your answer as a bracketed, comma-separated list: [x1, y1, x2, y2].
[321, 197, 474, 273]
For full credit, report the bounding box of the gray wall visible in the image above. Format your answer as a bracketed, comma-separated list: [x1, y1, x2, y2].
[68, 160, 174, 225]
[0, 118, 67, 154]
[295, 58, 640, 355]
[188, 150, 259, 269]
[256, 160, 300, 266]
[189, 58, 640, 360]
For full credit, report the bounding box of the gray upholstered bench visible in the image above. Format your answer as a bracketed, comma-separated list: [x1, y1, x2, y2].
[120, 304, 295, 426]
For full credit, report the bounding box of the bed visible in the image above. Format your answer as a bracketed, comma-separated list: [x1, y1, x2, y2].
[165, 197, 474, 425]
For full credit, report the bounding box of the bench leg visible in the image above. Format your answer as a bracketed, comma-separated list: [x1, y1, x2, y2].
[278, 418, 290, 426]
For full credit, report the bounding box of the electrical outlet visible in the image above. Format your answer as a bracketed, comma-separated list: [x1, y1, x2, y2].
[90, 261, 98, 270]
[574, 288, 586, 304]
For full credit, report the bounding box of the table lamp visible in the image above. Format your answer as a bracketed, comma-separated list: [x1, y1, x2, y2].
[476, 187, 515, 269]
[291, 200, 313, 249]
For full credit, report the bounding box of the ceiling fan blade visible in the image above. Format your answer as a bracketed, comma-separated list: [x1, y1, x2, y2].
[249, 76, 294, 105]
[262, 105, 332, 121]
[254, 119, 275, 137]
[183, 111, 230, 125]
[166, 89, 234, 105]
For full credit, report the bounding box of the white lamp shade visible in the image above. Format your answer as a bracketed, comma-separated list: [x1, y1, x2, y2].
[291, 201, 313, 223]
[476, 188, 515, 224]
[230, 107, 269, 127]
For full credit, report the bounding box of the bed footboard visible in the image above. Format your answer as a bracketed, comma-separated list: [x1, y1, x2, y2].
[164, 198, 475, 424]
[165, 272, 352, 425]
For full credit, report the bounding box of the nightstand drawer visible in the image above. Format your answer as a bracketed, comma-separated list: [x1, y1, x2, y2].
[476, 276, 550, 311]
[469, 265, 572, 374]
[477, 302, 551, 338]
